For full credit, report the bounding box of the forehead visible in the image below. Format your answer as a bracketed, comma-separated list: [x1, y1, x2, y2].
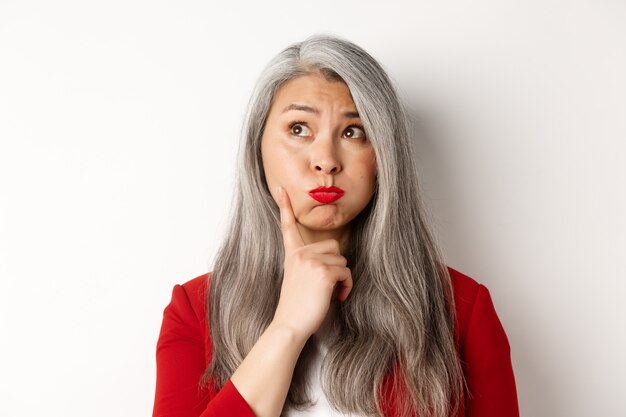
[271, 73, 356, 110]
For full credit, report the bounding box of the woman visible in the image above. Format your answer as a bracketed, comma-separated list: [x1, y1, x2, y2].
[152, 34, 519, 417]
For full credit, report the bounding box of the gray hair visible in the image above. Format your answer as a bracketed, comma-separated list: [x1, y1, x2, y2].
[201, 33, 466, 417]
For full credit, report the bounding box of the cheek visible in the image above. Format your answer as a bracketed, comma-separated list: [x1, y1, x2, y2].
[263, 143, 302, 184]
[262, 137, 281, 172]
[359, 155, 378, 198]
[357, 153, 377, 183]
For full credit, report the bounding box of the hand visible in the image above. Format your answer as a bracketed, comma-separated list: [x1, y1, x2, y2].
[271, 186, 353, 342]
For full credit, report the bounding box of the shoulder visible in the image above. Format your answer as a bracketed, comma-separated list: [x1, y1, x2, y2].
[164, 272, 212, 359]
[171, 268, 494, 350]
[177, 271, 211, 320]
[446, 267, 519, 412]
[447, 264, 482, 306]
[176, 267, 486, 327]
[446, 265, 511, 358]
[446, 265, 487, 348]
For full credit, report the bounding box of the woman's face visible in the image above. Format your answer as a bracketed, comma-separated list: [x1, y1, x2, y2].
[261, 73, 377, 240]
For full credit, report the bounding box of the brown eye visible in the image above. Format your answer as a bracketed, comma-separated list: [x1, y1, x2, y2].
[288, 121, 311, 137]
[344, 124, 366, 140]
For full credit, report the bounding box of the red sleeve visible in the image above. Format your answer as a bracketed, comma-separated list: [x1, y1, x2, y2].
[152, 284, 257, 417]
[462, 284, 520, 416]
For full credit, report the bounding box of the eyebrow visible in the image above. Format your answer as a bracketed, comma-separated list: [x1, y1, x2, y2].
[281, 103, 360, 119]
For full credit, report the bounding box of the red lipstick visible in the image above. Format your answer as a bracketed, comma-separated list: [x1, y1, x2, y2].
[308, 185, 345, 204]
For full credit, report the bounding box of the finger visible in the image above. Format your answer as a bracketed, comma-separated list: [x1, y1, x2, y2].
[325, 266, 353, 301]
[277, 186, 305, 253]
[335, 267, 353, 302]
[309, 253, 347, 267]
[304, 238, 342, 255]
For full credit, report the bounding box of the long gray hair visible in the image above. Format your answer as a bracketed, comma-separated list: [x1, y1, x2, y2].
[201, 33, 466, 417]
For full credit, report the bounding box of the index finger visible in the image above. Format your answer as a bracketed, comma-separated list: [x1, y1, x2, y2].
[277, 186, 305, 253]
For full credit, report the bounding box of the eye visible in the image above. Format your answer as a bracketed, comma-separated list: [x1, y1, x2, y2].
[288, 121, 311, 137]
[287, 121, 367, 141]
[344, 124, 366, 140]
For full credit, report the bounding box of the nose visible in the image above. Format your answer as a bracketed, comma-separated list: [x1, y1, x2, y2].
[310, 135, 342, 175]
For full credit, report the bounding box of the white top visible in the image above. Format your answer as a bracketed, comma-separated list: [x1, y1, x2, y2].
[284, 302, 365, 417]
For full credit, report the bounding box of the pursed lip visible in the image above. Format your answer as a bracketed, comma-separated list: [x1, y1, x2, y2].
[308, 186, 345, 204]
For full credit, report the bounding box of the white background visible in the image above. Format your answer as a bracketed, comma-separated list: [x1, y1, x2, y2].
[1, 1, 624, 416]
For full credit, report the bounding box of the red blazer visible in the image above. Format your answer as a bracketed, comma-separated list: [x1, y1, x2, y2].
[152, 266, 519, 417]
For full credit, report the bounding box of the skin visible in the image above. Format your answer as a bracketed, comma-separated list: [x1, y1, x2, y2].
[261, 73, 377, 256]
